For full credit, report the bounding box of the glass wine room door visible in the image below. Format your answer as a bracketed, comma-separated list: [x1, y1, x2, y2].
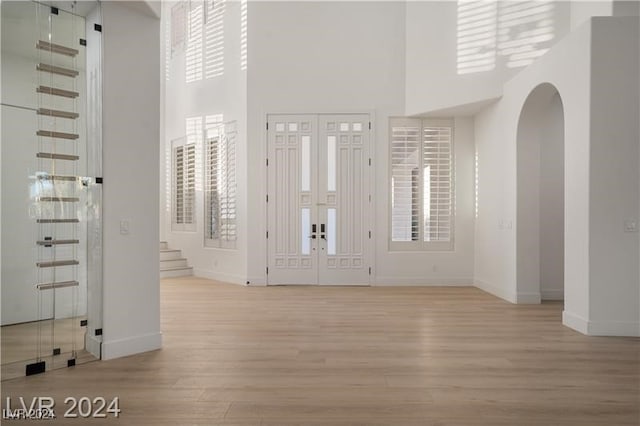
[1, 0, 103, 380]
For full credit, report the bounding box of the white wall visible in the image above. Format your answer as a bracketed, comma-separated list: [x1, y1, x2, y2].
[405, 1, 575, 116]
[101, 1, 161, 359]
[474, 16, 639, 336]
[571, 1, 612, 29]
[162, 0, 248, 285]
[245, 1, 475, 286]
[474, 20, 592, 314]
[405, 1, 619, 116]
[588, 17, 639, 335]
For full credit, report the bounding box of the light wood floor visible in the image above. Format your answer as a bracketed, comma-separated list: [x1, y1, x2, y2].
[2, 277, 639, 425]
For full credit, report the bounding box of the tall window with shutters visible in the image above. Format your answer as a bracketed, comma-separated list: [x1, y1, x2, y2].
[172, 138, 196, 232]
[390, 118, 454, 250]
[205, 122, 237, 248]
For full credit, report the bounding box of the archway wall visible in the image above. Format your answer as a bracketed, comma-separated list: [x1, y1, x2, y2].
[473, 16, 639, 336]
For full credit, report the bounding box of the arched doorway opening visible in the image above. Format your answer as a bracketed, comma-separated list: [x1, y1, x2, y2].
[516, 83, 565, 303]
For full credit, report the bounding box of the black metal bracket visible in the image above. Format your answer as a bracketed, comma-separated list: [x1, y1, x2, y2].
[80, 319, 88, 327]
[51, 7, 59, 15]
[95, 177, 103, 184]
[53, 348, 61, 356]
[67, 359, 76, 367]
[94, 23, 102, 32]
[80, 38, 86, 46]
[26, 361, 46, 376]
[44, 236, 52, 248]
[95, 328, 103, 336]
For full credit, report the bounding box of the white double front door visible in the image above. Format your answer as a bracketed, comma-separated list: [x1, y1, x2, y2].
[267, 114, 371, 285]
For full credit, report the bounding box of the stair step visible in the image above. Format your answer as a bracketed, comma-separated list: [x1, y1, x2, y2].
[36, 63, 79, 78]
[37, 219, 79, 223]
[160, 249, 182, 261]
[160, 266, 193, 279]
[36, 40, 79, 57]
[160, 258, 188, 269]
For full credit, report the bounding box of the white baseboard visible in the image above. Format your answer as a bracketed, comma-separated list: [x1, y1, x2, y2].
[587, 319, 640, 336]
[563, 310, 589, 334]
[373, 277, 473, 286]
[85, 334, 102, 359]
[541, 289, 564, 300]
[474, 279, 517, 303]
[193, 268, 246, 286]
[516, 292, 541, 304]
[563, 311, 640, 336]
[101, 331, 162, 360]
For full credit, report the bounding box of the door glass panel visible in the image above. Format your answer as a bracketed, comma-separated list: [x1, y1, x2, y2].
[301, 135, 310, 191]
[327, 136, 336, 192]
[301, 208, 311, 255]
[327, 208, 337, 255]
[1, 0, 103, 379]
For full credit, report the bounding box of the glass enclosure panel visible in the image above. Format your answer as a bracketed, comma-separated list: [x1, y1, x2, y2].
[1, 0, 102, 380]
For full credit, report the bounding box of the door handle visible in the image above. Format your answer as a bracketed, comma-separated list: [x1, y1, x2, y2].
[320, 223, 326, 240]
[310, 223, 317, 239]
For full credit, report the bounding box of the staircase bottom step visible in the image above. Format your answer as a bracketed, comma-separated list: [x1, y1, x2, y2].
[160, 266, 193, 279]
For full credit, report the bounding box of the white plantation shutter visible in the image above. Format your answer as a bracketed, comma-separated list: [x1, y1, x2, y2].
[174, 145, 185, 224]
[205, 0, 225, 79]
[185, 1, 204, 83]
[390, 118, 454, 250]
[205, 134, 220, 241]
[423, 125, 452, 242]
[391, 119, 421, 242]
[205, 121, 237, 248]
[173, 140, 196, 231]
[171, 1, 188, 57]
[240, 0, 247, 71]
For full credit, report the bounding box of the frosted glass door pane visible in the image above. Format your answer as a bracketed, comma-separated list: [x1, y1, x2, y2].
[301, 135, 311, 191]
[327, 208, 336, 255]
[301, 208, 311, 255]
[327, 136, 336, 191]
